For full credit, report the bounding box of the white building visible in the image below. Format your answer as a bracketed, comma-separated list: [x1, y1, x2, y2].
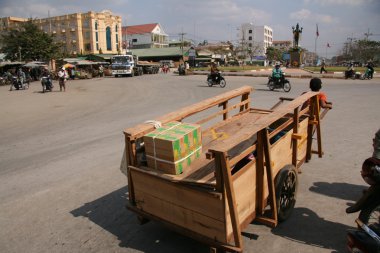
[122, 23, 168, 49]
[238, 23, 273, 58]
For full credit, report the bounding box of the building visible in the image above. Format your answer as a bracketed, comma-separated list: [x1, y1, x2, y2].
[122, 23, 168, 49]
[0, 10, 122, 55]
[238, 23, 273, 58]
[272, 40, 292, 51]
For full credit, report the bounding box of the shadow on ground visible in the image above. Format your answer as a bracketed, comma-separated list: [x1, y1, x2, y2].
[70, 186, 207, 253]
[271, 207, 352, 253]
[310, 181, 366, 202]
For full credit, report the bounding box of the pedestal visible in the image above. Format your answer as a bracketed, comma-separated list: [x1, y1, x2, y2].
[289, 49, 303, 67]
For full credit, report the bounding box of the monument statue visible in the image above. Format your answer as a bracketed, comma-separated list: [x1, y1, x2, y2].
[292, 23, 303, 48]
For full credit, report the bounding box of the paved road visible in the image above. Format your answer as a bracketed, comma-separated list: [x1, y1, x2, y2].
[0, 74, 379, 253]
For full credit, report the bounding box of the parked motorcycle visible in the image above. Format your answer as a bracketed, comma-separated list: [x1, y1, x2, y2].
[267, 74, 291, 92]
[9, 76, 29, 91]
[41, 75, 53, 93]
[207, 72, 226, 88]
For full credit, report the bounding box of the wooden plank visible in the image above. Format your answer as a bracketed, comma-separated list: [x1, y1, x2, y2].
[134, 191, 227, 242]
[217, 151, 243, 249]
[292, 107, 300, 171]
[124, 86, 253, 139]
[209, 91, 320, 154]
[131, 168, 225, 221]
[127, 204, 242, 252]
[195, 99, 250, 125]
[261, 129, 278, 226]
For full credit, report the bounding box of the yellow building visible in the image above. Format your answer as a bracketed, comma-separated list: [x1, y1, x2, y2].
[0, 10, 122, 55]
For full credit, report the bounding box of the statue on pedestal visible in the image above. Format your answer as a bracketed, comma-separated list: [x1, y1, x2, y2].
[292, 23, 303, 49]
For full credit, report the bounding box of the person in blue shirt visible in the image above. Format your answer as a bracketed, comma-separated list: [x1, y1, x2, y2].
[272, 63, 283, 84]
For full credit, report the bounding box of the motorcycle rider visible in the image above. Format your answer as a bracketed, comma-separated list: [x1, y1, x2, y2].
[272, 62, 284, 84]
[345, 62, 355, 79]
[41, 68, 52, 89]
[210, 62, 220, 82]
[17, 68, 25, 89]
[366, 61, 374, 79]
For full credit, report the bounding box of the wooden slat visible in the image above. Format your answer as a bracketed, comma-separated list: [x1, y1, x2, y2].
[195, 99, 250, 125]
[131, 167, 225, 221]
[209, 91, 319, 154]
[124, 86, 253, 139]
[217, 151, 243, 249]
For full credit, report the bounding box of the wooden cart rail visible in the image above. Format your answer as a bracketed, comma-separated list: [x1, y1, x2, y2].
[123, 86, 328, 253]
[124, 86, 253, 140]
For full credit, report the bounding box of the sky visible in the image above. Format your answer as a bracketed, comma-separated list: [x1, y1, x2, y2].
[0, 0, 379, 58]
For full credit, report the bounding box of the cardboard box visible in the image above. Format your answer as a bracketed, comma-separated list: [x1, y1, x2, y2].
[143, 122, 202, 174]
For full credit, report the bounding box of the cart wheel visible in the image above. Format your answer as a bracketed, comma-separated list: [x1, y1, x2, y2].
[275, 165, 298, 222]
[359, 201, 380, 226]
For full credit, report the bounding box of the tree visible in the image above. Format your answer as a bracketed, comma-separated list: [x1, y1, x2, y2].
[265, 46, 283, 62]
[0, 21, 63, 62]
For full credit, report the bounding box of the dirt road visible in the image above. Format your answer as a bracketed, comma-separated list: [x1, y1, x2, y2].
[0, 74, 379, 253]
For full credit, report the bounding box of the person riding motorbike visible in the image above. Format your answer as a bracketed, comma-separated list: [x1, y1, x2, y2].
[272, 63, 284, 84]
[366, 62, 374, 79]
[345, 62, 355, 79]
[210, 62, 220, 82]
[41, 68, 53, 90]
[17, 68, 26, 89]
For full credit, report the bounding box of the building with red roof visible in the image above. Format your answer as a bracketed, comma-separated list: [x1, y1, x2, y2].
[122, 23, 168, 49]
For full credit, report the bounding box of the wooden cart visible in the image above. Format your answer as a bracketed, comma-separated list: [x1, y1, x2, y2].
[122, 86, 329, 252]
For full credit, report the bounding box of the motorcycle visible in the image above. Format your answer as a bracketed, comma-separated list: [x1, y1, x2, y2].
[361, 68, 374, 80]
[207, 72, 226, 88]
[9, 76, 29, 91]
[267, 74, 291, 92]
[41, 75, 53, 93]
[345, 70, 362, 79]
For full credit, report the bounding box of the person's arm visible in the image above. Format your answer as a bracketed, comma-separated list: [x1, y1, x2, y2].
[319, 99, 332, 109]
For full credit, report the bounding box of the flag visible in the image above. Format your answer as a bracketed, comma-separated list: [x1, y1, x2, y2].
[327, 43, 331, 48]
[316, 24, 319, 37]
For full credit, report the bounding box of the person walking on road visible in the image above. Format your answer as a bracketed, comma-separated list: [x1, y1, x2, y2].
[320, 60, 327, 74]
[58, 67, 68, 92]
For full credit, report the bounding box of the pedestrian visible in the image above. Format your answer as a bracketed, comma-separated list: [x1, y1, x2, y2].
[309, 77, 332, 109]
[320, 60, 327, 74]
[99, 65, 104, 77]
[58, 67, 67, 92]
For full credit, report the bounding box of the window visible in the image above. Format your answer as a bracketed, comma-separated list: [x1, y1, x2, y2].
[132, 38, 137, 43]
[85, 43, 91, 51]
[95, 21, 98, 30]
[95, 32, 98, 42]
[85, 31, 90, 39]
[106, 26, 112, 50]
[115, 24, 118, 32]
[249, 29, 252, 34]
[249, 36, 252, 41]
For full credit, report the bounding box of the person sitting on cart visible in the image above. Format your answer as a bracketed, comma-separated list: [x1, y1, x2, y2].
[309, 78, 332, 109]
[272, 62, 284, 84]
[210, 62, 220, 82]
